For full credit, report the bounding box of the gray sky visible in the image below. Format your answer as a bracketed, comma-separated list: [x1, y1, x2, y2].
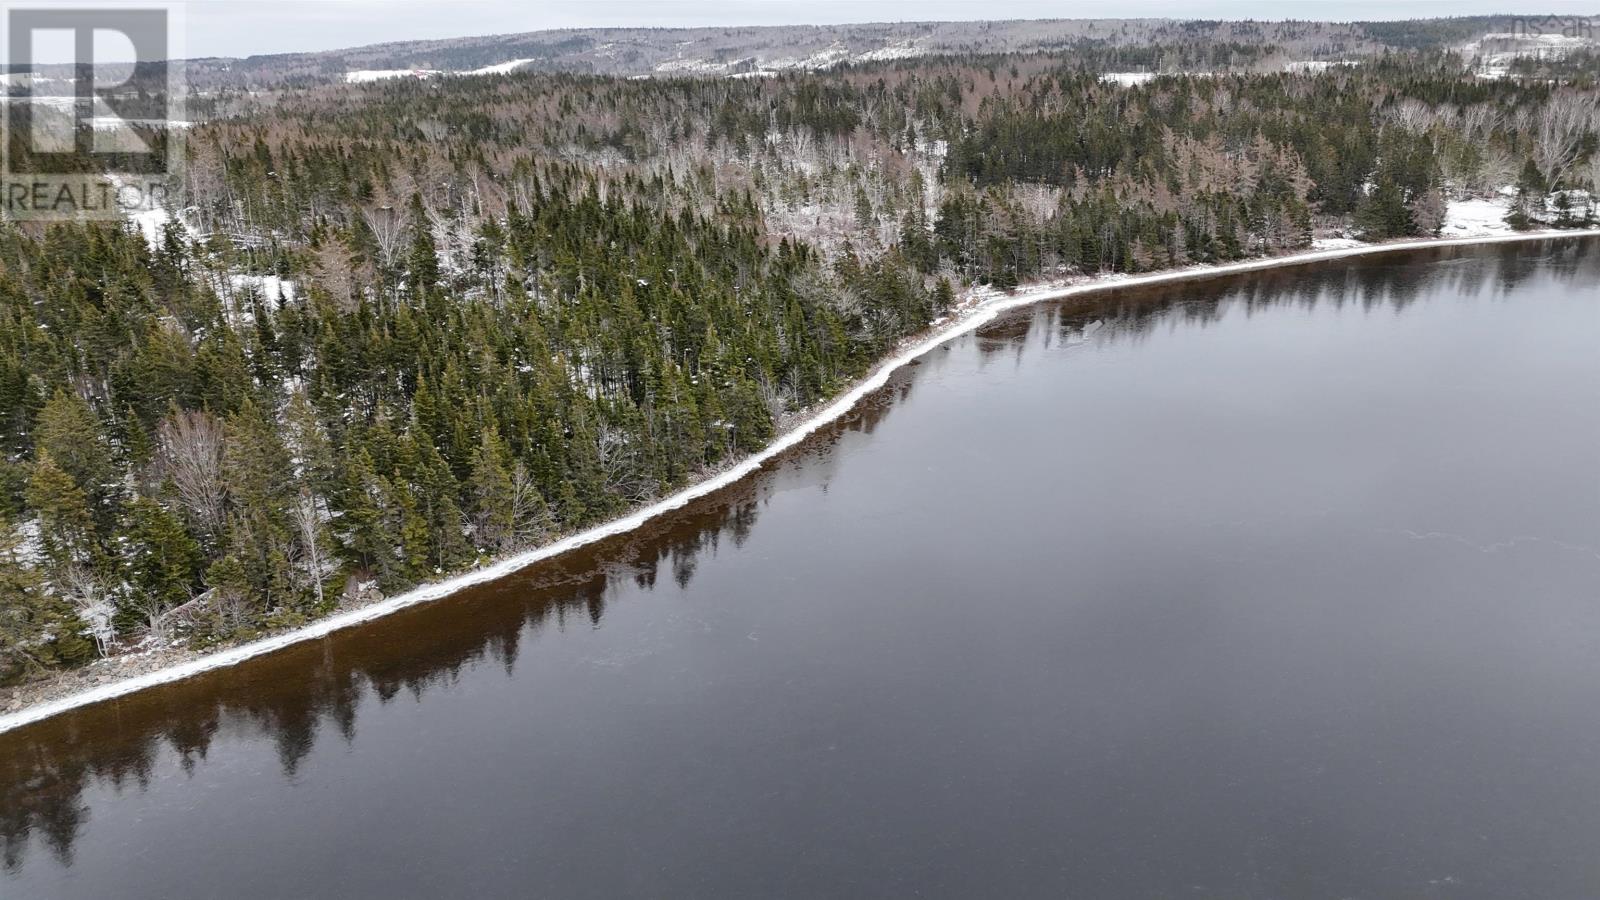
[58, 0, 1600, 60]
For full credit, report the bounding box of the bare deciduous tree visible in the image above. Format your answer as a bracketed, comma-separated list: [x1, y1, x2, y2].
[292, 491, 328, 609]
[1459, 104, 1501, 142]
[757, 377, 793, 422]
[1532, 92, 1599, 191]
[61, 565, 115, 656]
[130, 593, 176, 647]
[1390, 99, 1438, 133]
[596, 427, 654, 504]
[361, 203, 409, 272]
[309, 236, 363, 312]
[158, 409, 227, 535]
[1474, 146, 1519, 196]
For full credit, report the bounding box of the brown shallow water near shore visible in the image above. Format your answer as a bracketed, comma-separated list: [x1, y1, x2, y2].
[5, 238, 1600, 899]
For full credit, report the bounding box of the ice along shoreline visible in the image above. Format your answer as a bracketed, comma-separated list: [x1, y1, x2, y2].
[3, 227, 1597, 736]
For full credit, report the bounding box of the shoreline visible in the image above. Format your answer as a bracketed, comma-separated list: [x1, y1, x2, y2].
[3, 227, 1596, 736]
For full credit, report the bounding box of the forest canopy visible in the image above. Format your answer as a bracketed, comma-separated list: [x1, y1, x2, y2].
[2, 41, 1599, 683]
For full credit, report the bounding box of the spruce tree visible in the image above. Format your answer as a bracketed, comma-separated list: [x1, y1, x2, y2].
[34, 389, 116, 514]
[0, 511, 94, 680]
[468, 425, 516, 554]
[25, 452, 98, 571]
[123, 496, 204, 627]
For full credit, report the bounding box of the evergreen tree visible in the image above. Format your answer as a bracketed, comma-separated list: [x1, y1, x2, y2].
[0, 511, 95, 680]
[34, 390, 117, 514]
[468, 425, 516, 554]
[1355, 178, 1415, 240]
[123, 496, 204, 627]
[25, 453, 98, 571]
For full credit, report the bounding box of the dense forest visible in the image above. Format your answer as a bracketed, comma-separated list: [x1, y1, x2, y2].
[3, 37, 1599, 684]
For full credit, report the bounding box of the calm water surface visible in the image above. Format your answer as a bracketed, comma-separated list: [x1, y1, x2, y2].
[4, 239, 1599, 899]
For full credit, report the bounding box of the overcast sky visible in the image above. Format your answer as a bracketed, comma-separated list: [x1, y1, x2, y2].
[42, 0, 1600, 60]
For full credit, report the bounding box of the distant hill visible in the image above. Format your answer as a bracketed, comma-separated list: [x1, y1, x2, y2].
[12, 15, 1595, 91]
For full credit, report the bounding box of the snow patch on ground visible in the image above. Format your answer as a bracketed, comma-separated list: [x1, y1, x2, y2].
[1462, 30, 1597, 78]
[348, 61, 541, 82]
[224, 274, 298, 309]
[9, 519, 43, 567]
[1441, 196, 1517, 237]
[855, 42, 927, 62]
[90, 116, 191, 130]
[662, 42, 923, 79]
[345, 68, 440, 84]
[1099, 71, 1222, 86]
[1283, 60, 1356, 74]
[1320, 192, 1579, 243]
[1101, 72, 1159, 86]
[765, 46, 852, 71]
[5, 227, 1598, 736]
[127, 203, 172, 247]
[0, 95, 75, 109]
[464, 58, 535, 76]
[655, 57, 739, 75]
[108, 173, 200, 249]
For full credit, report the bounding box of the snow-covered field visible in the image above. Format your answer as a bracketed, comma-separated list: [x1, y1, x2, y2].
[855, 42, 927, 62]
[90, 116, 191, 131]
[1441, 191, 1594, 238]
[1284, 60, 1338, 73]
[1101, 72, 1159, 86]
[0, 95, 76, 108]
[654, 41, 927, 78]
[346, 61, 548, 82]
[1441, 197, 1518, 237]
[654, 57, 742, 75]
[1099, 71, 1235, 86]
[1461, 31, 1598, 78]
[344, 68, 442, 83]
[1316, 192, 1589, 247]
[4, 225, 1598, 736]
[465, 58, 535, 76]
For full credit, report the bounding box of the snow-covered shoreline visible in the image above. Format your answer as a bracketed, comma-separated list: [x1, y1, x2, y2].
[3, 226, 1597, 736]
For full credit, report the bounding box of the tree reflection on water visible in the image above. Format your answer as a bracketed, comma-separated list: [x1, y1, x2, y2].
[2, 236, 1593, 874]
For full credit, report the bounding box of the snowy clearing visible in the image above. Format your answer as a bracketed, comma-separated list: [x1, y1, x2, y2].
[3, 226, 1597, 736]
[107, 174, 200, 248]
[345, 68, 441, 83]
[91, 117, 191, 130]
[464, 58, 536, 76]
[1101, 72, 1159, 86]
[1284, 61, 1337, 73]
[127, 203, 172, 246]
[1462, 31, 1598, 78]
[1319, 193, 1575, 245]
[1441, 197, 1518, 237]
[854, 42, 927, 62]
[656, 42, 928, 78]
[224, 274, 298, 308]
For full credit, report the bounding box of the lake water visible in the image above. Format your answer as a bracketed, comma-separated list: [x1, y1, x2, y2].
[4, 239, 1598, 899]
